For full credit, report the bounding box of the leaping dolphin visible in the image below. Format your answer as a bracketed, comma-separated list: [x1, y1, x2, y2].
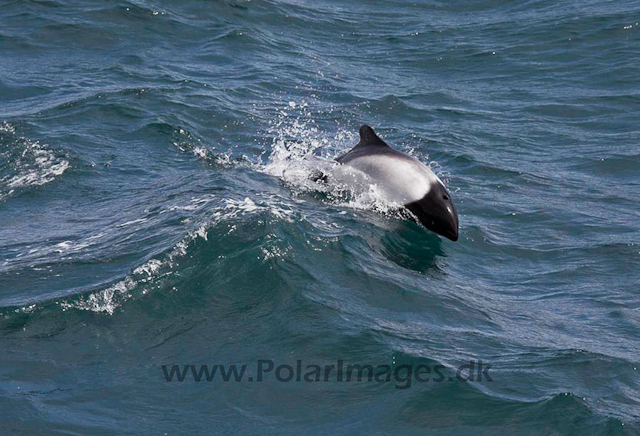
[332, 125, 459, 241]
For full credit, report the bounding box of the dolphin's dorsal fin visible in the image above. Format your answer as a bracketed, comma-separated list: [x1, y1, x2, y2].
[336, 125, 391, 163]
[357, 125, 389, 148]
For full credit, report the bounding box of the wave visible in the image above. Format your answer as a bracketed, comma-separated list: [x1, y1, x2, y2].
[0, 102, 452, 316]
[5, 194, 294, 315]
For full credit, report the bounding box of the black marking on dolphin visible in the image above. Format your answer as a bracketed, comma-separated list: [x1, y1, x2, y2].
[335, 125, 459, 241]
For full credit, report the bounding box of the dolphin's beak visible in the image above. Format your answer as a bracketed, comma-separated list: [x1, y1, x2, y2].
[405, 183, 459, 241]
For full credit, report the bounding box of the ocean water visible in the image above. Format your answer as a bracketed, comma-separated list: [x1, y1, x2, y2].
[1, 0, 639, 433]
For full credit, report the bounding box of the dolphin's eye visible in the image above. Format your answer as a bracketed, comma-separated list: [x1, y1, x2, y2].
[443, 194, 449, 200]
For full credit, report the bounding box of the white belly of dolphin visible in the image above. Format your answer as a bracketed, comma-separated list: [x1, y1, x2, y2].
[333, 154, 440, 206]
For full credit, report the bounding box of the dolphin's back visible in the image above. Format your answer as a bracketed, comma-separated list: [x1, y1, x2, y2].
[336, 125, 397, 164]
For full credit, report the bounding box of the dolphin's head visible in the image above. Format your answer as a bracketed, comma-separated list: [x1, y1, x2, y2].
[405, 181, 459, 241]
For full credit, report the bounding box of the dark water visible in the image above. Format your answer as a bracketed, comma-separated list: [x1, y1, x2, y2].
[1, 0, 640, 433]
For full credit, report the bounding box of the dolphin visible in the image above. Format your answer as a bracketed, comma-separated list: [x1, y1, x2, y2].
[330, 125, 459, 241]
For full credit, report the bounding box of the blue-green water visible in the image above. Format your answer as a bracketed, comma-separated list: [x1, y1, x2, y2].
[1, 0, 639, 434]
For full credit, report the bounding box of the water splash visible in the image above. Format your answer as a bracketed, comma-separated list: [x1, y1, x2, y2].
[0, 122, 70, 201]
[171, 126, 241, 167]
[256, 102, 412, 219]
